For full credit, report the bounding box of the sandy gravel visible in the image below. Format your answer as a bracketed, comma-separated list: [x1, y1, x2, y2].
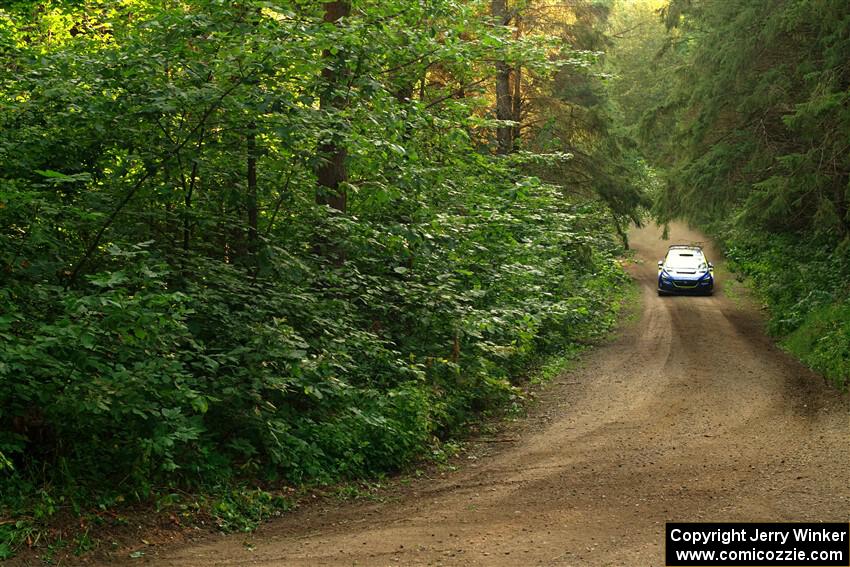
[98, 222, 850, 566]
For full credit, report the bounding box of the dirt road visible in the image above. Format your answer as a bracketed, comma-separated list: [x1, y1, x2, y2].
[110, 223, 849, 566]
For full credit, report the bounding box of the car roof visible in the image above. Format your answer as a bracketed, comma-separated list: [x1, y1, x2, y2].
[667, 244, 703, 251]
[666, 245, 705, 257]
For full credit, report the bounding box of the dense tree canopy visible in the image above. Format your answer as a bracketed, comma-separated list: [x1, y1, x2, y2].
[0, 0, 649, 553]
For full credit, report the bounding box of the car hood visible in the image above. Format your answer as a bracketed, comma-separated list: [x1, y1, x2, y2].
[663, 268, 709, 278]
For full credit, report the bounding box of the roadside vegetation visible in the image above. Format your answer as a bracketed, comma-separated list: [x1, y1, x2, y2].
[0, 0, 647, 559]
[607, 0, 850, 389]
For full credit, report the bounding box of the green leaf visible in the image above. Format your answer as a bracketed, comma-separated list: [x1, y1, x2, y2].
[190, 397, 209, 414]
[34, 169, 70, 178]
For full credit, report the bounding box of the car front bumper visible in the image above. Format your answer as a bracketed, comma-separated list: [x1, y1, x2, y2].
[658, 276, 714, 294]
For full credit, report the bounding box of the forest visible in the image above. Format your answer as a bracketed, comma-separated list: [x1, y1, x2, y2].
[609, 0, 850, 386]
[1, 0, 848, 560]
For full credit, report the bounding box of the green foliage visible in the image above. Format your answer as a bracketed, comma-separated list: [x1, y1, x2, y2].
[0, 521, 32, 560]
[211, 488, 293, 533]
[719, 225, 850, 389]
[0, 0, 640, 558]
[519, 2, 652, 236]
[634, 0, 850, 240]
[784, 302, 850, 388]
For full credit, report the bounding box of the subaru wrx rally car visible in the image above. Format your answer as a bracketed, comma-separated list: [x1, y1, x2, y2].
[657, 245, 714, 295]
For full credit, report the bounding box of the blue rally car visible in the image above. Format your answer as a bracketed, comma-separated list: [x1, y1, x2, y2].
[657, 245, 714, 295]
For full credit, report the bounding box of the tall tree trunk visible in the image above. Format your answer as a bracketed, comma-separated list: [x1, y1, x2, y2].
[316, 1, 350, 214]
[183, 158, 199, 253]
[492, 0, 513, 154]
[511, 14, 523, 147]
[247, 123, 258, 251]
[512, 63, 522, 147]
[834, 171, 849, 238]
[392, 32, 415, 104]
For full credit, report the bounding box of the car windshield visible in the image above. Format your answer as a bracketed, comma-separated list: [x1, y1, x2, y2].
[665, 251, 705, 269]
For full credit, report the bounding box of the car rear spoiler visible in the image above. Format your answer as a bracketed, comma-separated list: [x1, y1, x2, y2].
[668, 243, 704, 251]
